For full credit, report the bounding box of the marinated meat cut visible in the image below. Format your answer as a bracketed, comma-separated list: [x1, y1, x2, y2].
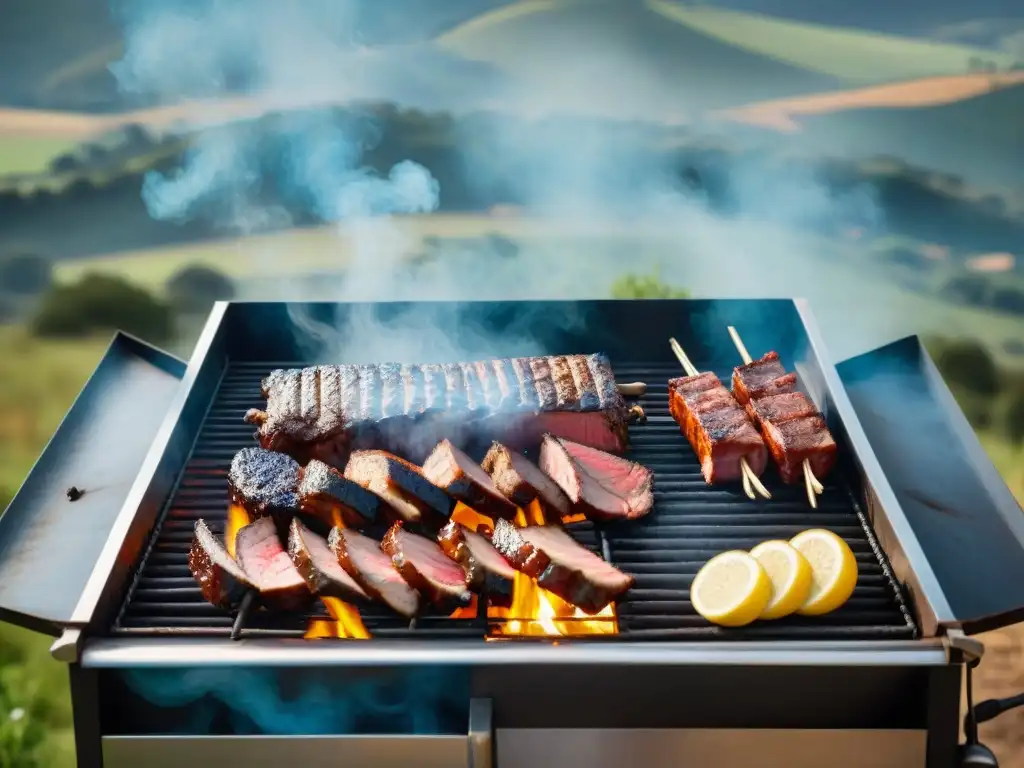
[228, 448, 381, 528]
[234, 517, 311, 611]
[381, 522, 472, 609]
[668, 374, 768, 484]
[438, 520, 516, 605]
[481, 441, 571, 520]
[188, 519, 256, 608]
[731, 351, 797, 406]
[746, 391, 816, 427]
[422, 439, 518, 520]
[344, 450, 455, 525]
[539, 435, 653, 521]
[489, 519, 634, 614]
[761, 415, 838, 484]
[287, 518, 368, 603]
[328, 527, 420, 617]
[243, 354, 630, 466]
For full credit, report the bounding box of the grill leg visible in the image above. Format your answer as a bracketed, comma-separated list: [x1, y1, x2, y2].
[925, 665, 961, 768]
[70, 665, 103, 768]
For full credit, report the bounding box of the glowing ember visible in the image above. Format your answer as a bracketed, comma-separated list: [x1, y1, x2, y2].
[305, 596, 370, 640]
[487, 501, 618, 638]
[225, 503, 251, 558]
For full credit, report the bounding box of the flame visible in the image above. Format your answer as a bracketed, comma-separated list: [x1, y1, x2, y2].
[305, 596, 370, 640]
[486, 501, 618, 638]
[225, 504, 251, 559]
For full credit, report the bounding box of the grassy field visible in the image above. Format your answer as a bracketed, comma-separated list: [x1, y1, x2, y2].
[0, 136, 80, 176]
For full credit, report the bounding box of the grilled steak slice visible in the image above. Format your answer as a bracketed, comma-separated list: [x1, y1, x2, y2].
[731, 351, 797, 406]
[668, 374, 768, 484]
[328, 527, 420, 617]
[287, 518, 368, 603]
[539, 435, 654, 521]
[235, 517, 311, 611]
[381, 522, 472, 609]
[746, 391, 817, 427]
[344, 450, 454, 525]
[228, 447, 301, 518]
[189, 519, 256, 608]
[423, 440, 518, 520]
[438, 520, 516, 605]
[243, 354, 630, 466]
[489, 519, 633, 614]
[482, 442, 571, 520]
[298, 459, 382, 529]
[762, 415, 838, 485]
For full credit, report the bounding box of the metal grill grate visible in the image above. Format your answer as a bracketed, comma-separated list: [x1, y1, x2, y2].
[113, 360, 917, 641]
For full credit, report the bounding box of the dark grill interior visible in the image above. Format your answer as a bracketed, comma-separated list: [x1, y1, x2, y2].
[113, 360, 917, 641]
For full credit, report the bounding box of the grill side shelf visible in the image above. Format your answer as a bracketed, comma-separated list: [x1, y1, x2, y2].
[113, 360, 915, 642]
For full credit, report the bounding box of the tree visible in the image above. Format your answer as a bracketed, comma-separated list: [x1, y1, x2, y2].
[934, 339, 1000, 398]
[32, 273, 174, 345]
[164, 264, 236, 314]
[0, 253, 53, 296]
[611, 271, 690, 299]
[940, 273, 990, 307]
[990, 286, 1024, 316]
[1007, 388, 1024, 446]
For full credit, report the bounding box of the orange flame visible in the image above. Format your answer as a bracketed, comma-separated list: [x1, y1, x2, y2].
[303, 510, 371, 639]
[225, 503, 251, 558]
[487, 501, 618, 638]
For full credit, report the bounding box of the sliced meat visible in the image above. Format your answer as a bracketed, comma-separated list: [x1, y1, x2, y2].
[438, 520, 516, 606]
[188, 519, 256, 609]
[731, 351, 797, 406]
[422, 439, 518, 520]
[539, 435, 653, 521]
[746, 391, 817, 427]
[481, 442, 571, 520]
[328, 527, 420, 617]
[381, 522, 472, 609]
[287, 518, 368, 603]
[298, 459, 382, 529]
[227, 447, 301, 518]
[762, 415, 838, 485]
[344, 450, 455, 524]
[234, 517, 311, 611]
[489, 519, 634, 614]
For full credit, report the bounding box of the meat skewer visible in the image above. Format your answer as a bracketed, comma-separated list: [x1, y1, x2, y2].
[667, 337, 771, 500]
[726, 326, 833, 509]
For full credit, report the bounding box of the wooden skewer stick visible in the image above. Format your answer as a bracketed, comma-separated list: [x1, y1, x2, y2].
[669, 337, 769, 501]
[727, 325, 823, 507]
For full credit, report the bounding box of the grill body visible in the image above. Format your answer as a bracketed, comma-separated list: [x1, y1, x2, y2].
[37, 299, 993, 767]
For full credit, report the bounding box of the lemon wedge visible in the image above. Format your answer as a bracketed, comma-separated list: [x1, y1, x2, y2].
[789, 529, 859, 616]
[749, 540, 813, 620]
[691, 550, 772, 627]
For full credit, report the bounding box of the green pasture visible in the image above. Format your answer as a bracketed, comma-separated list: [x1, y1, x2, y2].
[0, 136, 80, 177]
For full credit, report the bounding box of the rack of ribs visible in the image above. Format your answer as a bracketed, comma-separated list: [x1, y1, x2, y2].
[244, 354, 630, 466]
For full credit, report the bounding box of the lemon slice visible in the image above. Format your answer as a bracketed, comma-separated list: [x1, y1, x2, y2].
[789, 529, 859, 616]
[691, 550, 772, 627]
[749, 540, 813, 620]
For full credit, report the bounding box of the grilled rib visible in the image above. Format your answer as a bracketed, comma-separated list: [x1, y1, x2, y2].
[732, 354, 837, 485]
[244, 354, 629, 466]
[668, 372, 768, 484]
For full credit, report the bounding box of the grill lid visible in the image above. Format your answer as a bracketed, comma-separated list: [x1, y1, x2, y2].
[838, 335, 1024, 636]
[0, 333, 185, 635]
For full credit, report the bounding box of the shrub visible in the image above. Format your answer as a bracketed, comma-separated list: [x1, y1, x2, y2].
[164, 264, 236, 314]
[0, 254, 53, 296]
[991, 286, 1024, 316]
[940, 273, 990, 307]
[32, 273, 174, 345]
[934, 339, 1000, 398]
[1007, 388, 1024, 446]
[611, 271, 690, 299]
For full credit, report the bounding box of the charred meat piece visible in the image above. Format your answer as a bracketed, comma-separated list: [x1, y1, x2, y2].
[482, 441, 571, 520]
[731, 351, 797, 406]
[287, 518, 368, 603]
[298, 459, 382, 528]
[381, 522, 472, 609]
[668, 374, 768, 484]
[746, 391, 817, 427]
[438, 520, 516, 606]
[423, 440, 518, 520]
[234, 517, 311, 611]
[243, 354, 630, 466]
[539, 435, 654, 521]
[228, 447, 301, 518]
[328, 527, 420, 617]
[189, 519, 256, 609]
[489, 519, 634, 614]
[761, 415, 838, 485]
[344, 450, 455, 525]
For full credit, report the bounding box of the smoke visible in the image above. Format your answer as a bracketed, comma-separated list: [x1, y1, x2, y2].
[110, 0, 898, 363]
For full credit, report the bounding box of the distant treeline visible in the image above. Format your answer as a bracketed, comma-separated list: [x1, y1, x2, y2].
[1, 102, 1023, 263]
